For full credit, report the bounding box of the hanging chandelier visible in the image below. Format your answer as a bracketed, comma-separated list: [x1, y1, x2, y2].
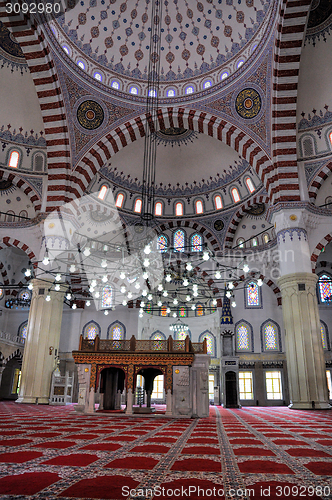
[169, 318, 190, 333]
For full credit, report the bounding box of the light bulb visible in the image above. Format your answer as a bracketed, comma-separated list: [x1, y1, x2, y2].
[122, 300, 127, 306]
[140, 301, 145, 308]
[148, 293, 153, 300]
[231, 301, 236, 308]
[89, 286, 95, 293]
[25, 269, 31, 277]
[212, 298, 217, 306]
[102, 275, 108, 283]
[166, 274, 172, 282]
[243, 264, 249, 273]
[86, 300, 91, 307]
[228, 282, 234, 289]
[203, 251, 209, 261]
[91, 280, 97, 287]
[193, 291, 198, 297]
[69, 264, 76, 273]
[142, 290, 147, 297]
[173, 299, 178, 305]
[120, 286, 126, 294]
[193, 284, 198, 290]
[186, 263, 193, 271]
[226, 291, 232, 298]
[163, 290, 168, 297]
[166, 308, 171, 314]
[143, 258, 150, 267]
[157, 301, 162, 307]
[119, 271, 126, 279]
[191, 304, 196, 310]
[45, 294, 51, 301]
[101, 259, 107, 268]
[158, 284, 163, 291]
[66, 293, 71, 300]
[173, 312, 177, 318]
[83, 247, 91, 256]
[186, 295, 191, 302]
[215, 271, 221, 279]
[257, 278, 263, 287]
[55, 284, 60, 291]
[144, 245, 151, 254]
[139, 311, 143, 317]
[135, 282, 140, 290]
[42, 256, 49, 266]
[127, 292, 133, 299]
[103, 245, 108, 252]
[72, 303, 77, 309]
[55, 274, 61, 281]
[104, 310, 109, 315]
[94, 291, 100, 298]
[28, 283, 33, 290]
[143, 272, 149, 280]
[183, 279, 189, 287]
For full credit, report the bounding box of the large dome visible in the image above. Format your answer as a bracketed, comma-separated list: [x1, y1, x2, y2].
[52, 0, 274, 97]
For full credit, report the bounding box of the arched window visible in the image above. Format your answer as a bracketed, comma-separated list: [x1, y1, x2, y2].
[175, 202, 183, 216]
[98, 185, 108, 200]
[185, 86, 194, 94]
[196, 304, 204, 316]
[199, 331, 215, 356]
[237, 238, 245, 248]
[151, 331, 166, 340]
[94, 72, 102, 81]
[214, 195, 223, 210]
[246, 281, 260, 307]
[146, 302, 152, 314]
[77, 60, 85, 69]
[18, 289, 31, 302]
[160, 304, 167, 317]
[167, 89, 175, 97]
[148, 89, 156, 97]
[263, 233, 270, 244]
[157, 234, 168, 253]
[191, 233, 203, 252]
[19, 210, 28, 220]
[82, 321, 100, 340]
[111, 80, 120, 89]
[251, 237, 258, 247]
[130, 86, 138, 94]
[231, 187, 241, 203]
[320, 321, 329, 350]
[245, 177, 255, 194]
[318, 273, 332, 303]
[178, 305, 187, 318]
[5, 211, 15, 222]
[176, 328, 191, 340]
[261, 320, 280, 352]
[302, 136, 314, 157]
[115, 193, 124, 208]
[155, 202, 163, 216]
[9, 150, 19, 168]
[107, 321, 125, 340]
[203, 80, 212, 89]
[101, 286, 113, 308]
[174, 229, 185, 252]
[195, 200, 203, 214]
[134, 198, 142, 213]
[235, 321, 253, 351]
[18, 321, 28, 340]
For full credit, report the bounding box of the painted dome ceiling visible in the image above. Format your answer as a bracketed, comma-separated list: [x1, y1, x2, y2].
[53, 0, 273, 95]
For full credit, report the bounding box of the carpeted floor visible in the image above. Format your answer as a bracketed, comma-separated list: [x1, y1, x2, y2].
[0, 402, 331, 499]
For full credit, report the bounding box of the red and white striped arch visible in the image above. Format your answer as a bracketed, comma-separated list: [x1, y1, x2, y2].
[271, 0, 311, 203]
[71, 108, 272, 206]
[233, 272, 282, 305]
[308, 160, 332, 201]
[311, 233, 332, 272]
[0, 237, 36, 262]
[224, 193, 270, 248]
[0, 170, 41, 213]
[0, 4, 71, 212]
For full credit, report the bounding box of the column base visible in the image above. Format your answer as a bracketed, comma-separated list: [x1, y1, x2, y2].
[16, 396, 49, 404]
[289, 402, 331, 410]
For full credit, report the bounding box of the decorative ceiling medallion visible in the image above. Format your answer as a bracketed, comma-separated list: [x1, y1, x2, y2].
[76, 100, 104, 130]
[235, 88, 262, 119]
[0, 180, 14, 192]
[0, 22, 24, 59]
[154, 128, 198, 147]
[214, 220, 224, 232]
[307, 0, 332, 29]
[245, 203, 266, 216]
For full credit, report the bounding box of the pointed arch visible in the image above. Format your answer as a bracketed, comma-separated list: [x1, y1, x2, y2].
[235, 320, 254, 352]
[82, 320, 101, 339]
[0, 170, 41, 213]
[199, 331, 216, 357]
[150, 331, 166, 340]
[260, 319, 281, 352]
[107, 320, 126, 340]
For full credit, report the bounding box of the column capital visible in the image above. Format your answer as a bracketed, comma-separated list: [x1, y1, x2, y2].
[278, 272, 318, 291]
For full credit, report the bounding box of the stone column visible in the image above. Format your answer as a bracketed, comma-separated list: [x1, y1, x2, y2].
[16, 279, 65, 404]
[273, 209, 330, 410]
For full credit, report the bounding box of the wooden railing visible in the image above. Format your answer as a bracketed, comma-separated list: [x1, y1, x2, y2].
[78, 335, 207, 354]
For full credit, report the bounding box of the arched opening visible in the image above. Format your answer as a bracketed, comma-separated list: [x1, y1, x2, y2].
[99, 367, 125, 410]
[0, 354, 22, 400]
[135, 367, 164, 413]
[225, 371, 238, 408]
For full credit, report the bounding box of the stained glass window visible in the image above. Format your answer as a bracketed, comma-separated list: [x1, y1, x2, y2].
[246, 281, 260, 307]
[179, 306, 187, 318]
[318, 274, 332, 303]
[191, 233, 203, 252]
[196, 304, 204, 316]
[134, 199, 142, 213]
[155, 202, 162, 216]
[195, 200, 203, 214]
[264, 323, 277, 350]
[161, 305, 167, 317]
[245, 177, 255, 193]
[231, 187, 240, 203]
[237, 324, 250, 350]
[263, 233, 269, 244]
[252, 238, 258, 247]
[202, 333, 214, 356]
[146, 302, 152, 314]
[111, 325, 123, 340]
[321, 324, 328, 349]
[152, 332, 164, 340]
[87, 325, 98, 340]
[214, 195, 223, 210]
[98, 185, 108, 200]
[237, 238, 245, 248]
[115, 193, 124, 208]
[177, 328, 187, 340]
[18, 290, 30, 301]
[101, 286, 113, 308]
[175, 202, 183, 216]
[19, 321, 28, 340]
[157, 235, 167, 253]
[174, 229, 185, 252]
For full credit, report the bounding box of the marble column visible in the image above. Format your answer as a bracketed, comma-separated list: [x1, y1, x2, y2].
[273, 209, 330, 410]
[16, 279, 65, 404]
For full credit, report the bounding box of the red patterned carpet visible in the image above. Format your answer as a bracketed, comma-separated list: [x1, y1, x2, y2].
[0, 403, 331, 499]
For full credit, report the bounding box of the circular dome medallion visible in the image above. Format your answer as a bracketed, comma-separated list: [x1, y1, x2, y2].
[235, 88, 262, 119]
[214, 220, 224, 232]
[76, 100, 104, 130]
